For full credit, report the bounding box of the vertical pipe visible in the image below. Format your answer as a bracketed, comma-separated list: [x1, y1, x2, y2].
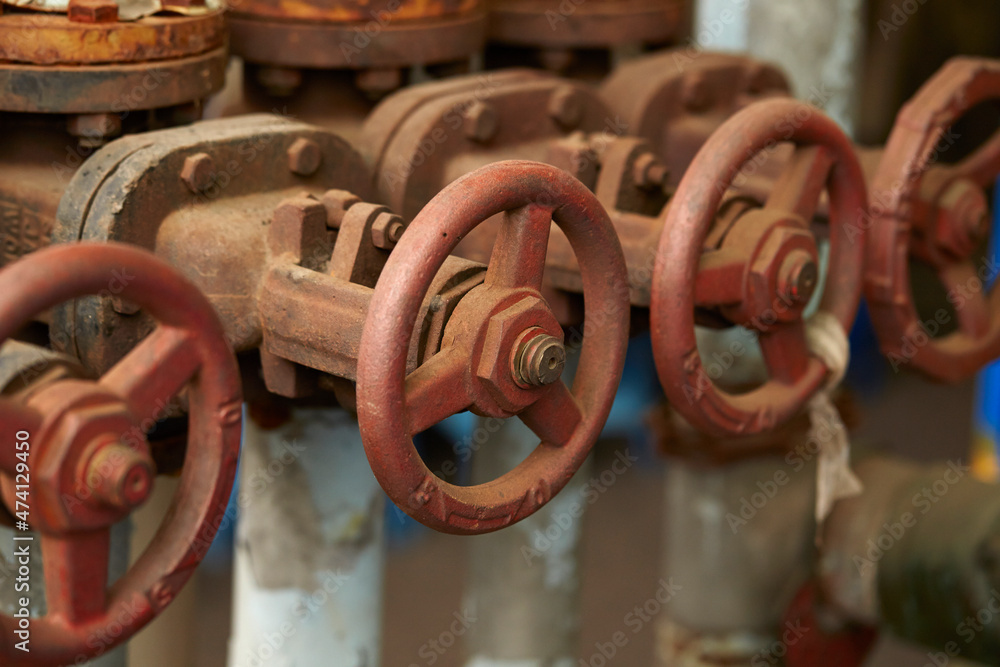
[463, 416, 591, 667]
[656, 456, 817, 666]
[228, 407, 385, 667]
[745, 0, 865, 136]
[693, 0, 864, 136]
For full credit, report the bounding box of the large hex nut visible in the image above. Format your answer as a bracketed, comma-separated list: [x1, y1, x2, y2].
[26, 389, 145, 532]
[474, 296, 562, 414]
[744, 223, 818, 327]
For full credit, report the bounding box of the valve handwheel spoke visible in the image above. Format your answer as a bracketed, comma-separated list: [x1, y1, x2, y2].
[765, 145, 836, 220]
[403, 348, 473, 436]
[99, 326, 201, 425]
[867, 57, 1000, 382]
[485, 203, 555, 292]
[358, 161, 629, 535]
[517, 380, 582, 447]
[41, 530, 111, 623]
[0, 242, 241, 665]
[652, 98, 868, 437]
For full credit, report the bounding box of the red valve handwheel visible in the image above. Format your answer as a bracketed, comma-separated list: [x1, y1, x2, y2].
[0, 243, 241, 665]
[651, 99, 868, 437]
[783, 581, 878, 667]
[867, 57, 1000, 382]
[357, 160, 629, 535]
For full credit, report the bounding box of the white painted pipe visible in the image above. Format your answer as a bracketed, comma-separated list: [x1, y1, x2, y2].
[228, 407, 385, 667]
[656, 456, 816, 666]
[463, 416, 591, 667]
[692, 0, 863, 136]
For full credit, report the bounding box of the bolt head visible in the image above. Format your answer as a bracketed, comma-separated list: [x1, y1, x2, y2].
[548, 85, 585, 129]
[778, 250, 819, 305]
[632, 153, 668, 189]
[371, 212, 405, 250]
[111, 296, 140, 316]
[516, 332, 566, 387]
[255, 66, 302, 97]
[463, 101, 498, 143]
[288, 137, 322, 176]
[68, 0, 118, 23]
[682, 73, 712, 113]
[180, 153, 215, 194]
[322, 189, 362, 229]
[84, 440, 155, 510]
[67, 113, 122, 142]
[355, 68, 403, 95]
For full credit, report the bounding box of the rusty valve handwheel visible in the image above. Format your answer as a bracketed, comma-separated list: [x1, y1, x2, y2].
[651, 99, 867, 436]
[357, 160, 629, 535]
[867, 57, 1000, 382]
[0, 243, 241, 665]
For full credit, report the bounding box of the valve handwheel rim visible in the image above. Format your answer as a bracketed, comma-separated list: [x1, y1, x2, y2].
[651, 98, 868, 437]
[867, 57, 1000, 383]
[0, 242, 241, 665]
[357, 160, 630, 535]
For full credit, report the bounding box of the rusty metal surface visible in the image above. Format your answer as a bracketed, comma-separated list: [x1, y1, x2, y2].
[600, 49, 792, 186]
[2, 118, 614, 535]
[488, 0, 685, 49]
[230, 0, 476, 24]
[357, 161, 629, 534]
[651, 99, 867, 437]
[0, 46, 227, 113]
[360, 69, 672, 305]
[0, 242, 241, 665]
[0, 11, 225, 65]
[229, 0, 485, 70]
[866, 57, 1000, 383]
[362, 69, 613, 217]
[48, 114, 372, 374]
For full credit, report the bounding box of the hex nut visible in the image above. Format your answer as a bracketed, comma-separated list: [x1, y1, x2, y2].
[371, 212, 405, 250]
[548, 85, 585, 129]
[463, 101, 499, 143]
[475, 297, 562, 412]
[68, 0, 118, 23]
[632, 153, 669, 189]
[67, 113, 122, 141]
[288, 137, 322, 176]
[180, 153, 215, 194]
[682, 73, 712, 113]
[322, 189, 362, 230]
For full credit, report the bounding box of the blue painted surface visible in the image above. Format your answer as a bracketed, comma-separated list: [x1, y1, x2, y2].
[971, 179, 1000, 461]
